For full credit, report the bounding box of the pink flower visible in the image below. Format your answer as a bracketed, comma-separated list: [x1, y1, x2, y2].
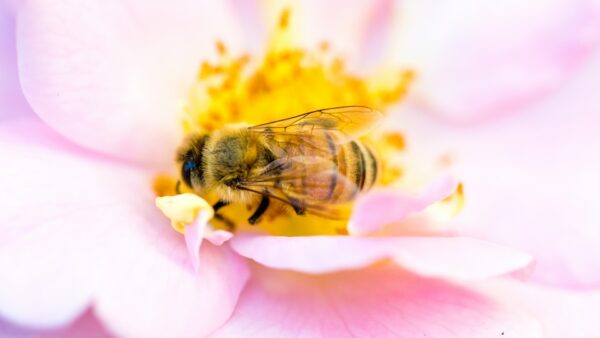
[401, 52, 600, 289]
[1, 1, 599, 338]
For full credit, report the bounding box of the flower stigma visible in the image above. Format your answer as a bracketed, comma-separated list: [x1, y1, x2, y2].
[156, 8, 417, 237]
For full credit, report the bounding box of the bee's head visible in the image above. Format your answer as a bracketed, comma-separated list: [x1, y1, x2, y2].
[176, 134, 209, 190]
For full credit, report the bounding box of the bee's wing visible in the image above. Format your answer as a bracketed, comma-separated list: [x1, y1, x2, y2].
[240, 106, 381, 219]
[239, 156, 359, 220]
[248, 106, 383, 142]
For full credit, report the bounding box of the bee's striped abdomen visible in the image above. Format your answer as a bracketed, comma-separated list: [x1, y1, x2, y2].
[350, 141, 366, 191]
[279, 130, 380, 206]
[324, 132, 379, 203]
[365, 146, 378, 188]
[344, 140, 377, 193]
[324, 131, 338, 200]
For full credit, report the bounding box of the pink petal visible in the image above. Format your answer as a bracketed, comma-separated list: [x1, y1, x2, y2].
[228, 0, 266, 54]
[210, 265, 542, 338]
[356, 0, 394, 70]
[0, 118, 249, 337]
[0, 0, 30, 119]
[184, 210, 223, 272]
[389, 0, 600, 121]
[95, 243, 248, 338]
[348, 175, 458, 235]
[476, 279, 600, 338]
[205, 229, 234, 246]
[0, 311, 114, 338]
[16, 0, 243, 166]
[184, 212, 208, 272]
[398, 52, 600, 287]
[0, 120, 118, 327]
[230, 234, 532, 279]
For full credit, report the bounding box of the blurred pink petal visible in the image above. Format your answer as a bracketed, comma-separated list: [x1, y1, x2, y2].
[356, 0, 394, 70]
[398, 52, 600, 287]
[476, 279, 600, 338]
[0, 118, 249, 337]
[348, 175, 458, 235]
[94, 242, 247, 338]
[210, 265, 542, 338]
[0, 0, 30, 119]
[16, 0, 242, 166]
[0, 311, 114, 338]
[228, 0, 267, 54]
[230, 235, 532, 279]
[390, 0, 600, 121]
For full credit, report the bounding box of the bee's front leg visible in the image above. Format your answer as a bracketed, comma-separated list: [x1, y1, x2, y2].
[212, 200, 230, 212]
[248, 196, 270, 225]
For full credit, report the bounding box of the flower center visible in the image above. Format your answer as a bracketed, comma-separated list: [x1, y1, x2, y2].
[159, 9, 413, 236]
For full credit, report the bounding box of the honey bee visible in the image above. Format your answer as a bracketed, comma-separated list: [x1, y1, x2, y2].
[176, 106, 381, 226]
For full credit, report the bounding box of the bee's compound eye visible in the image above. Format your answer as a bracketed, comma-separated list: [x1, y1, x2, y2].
[181, 159, 196, 187]
[183, 159, 197, 171]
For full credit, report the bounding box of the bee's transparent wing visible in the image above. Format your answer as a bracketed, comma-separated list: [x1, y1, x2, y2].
[241, 106, 381, 218]
[239, 156, 359, 220]
[248, 106, 383, 142]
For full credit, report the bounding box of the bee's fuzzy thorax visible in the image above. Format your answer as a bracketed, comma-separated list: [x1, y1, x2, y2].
[192, 126, 272, 203]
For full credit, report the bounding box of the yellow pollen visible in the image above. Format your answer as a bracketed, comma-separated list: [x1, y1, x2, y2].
[155, 194, 214, 234]
[384, 132, 406, 151]
[319, 41, 330, 53]
[279, 7, 290, 30]
[216, 40, 227, 56]
[174, 9, 417, 236]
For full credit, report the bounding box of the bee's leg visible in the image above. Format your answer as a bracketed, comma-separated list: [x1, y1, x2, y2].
[288, 197, 305, 215]
[175, 180, 182, 194]
[248, 196, 270, 225]
[212, 200, 230, 212]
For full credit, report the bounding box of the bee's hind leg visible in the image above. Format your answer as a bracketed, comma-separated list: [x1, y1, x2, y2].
[248, 196, 270, 225]
[289, 197, 305, 215]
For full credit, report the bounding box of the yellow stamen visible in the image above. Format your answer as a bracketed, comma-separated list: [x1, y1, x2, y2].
[155, 194, 214, 234]
[427, 183, 465, 220]
[182, 10, 413, 134]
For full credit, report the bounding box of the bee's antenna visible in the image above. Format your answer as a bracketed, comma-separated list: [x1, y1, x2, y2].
[175, 180, 182, 194]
